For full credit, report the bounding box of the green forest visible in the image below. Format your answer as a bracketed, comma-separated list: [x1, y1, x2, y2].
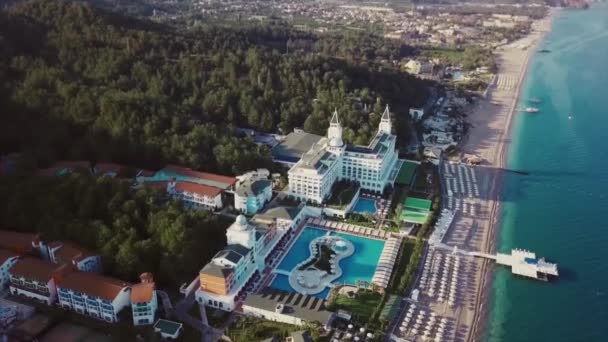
[0, 172, 228, 287]
[0, 0, 428, 172]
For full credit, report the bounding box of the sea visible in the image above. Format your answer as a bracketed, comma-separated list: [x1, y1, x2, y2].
[486, 4, 608, 342]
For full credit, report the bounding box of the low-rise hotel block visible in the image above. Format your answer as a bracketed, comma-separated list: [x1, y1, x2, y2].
[196, 206, 306, 311]
[131, 273, 157, 326]
[288, 106, 401, 204]
[57, 272, 131, 323]
[9, 257, 60, 305]
[138, 165, 237, 211]
[234, 169, 273, 215]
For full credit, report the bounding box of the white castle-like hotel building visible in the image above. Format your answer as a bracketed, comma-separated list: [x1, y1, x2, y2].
[288, 106, 402, 203]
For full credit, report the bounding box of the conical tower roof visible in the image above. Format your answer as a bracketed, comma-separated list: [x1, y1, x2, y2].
[330, 109, 340, 125]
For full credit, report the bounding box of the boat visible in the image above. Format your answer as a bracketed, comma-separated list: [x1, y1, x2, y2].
[529, 98, 541, 104]
[539, 49, 551, 53]
[522, 107, 540, 113]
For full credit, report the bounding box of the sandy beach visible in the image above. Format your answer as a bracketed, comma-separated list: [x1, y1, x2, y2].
[387, 10, 557, 342]
[462, 9, 559, 342]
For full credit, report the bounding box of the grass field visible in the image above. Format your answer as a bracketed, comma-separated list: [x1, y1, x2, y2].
[226, 317, 302, 342]
[396, 160, 419, 186]
[333, 290, 383, 321]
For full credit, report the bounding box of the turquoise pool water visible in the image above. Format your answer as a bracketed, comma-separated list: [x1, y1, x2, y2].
[352, 198, 377, 215]
[270, 226, 385, 297]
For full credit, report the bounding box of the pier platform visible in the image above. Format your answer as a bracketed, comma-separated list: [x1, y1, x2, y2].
[436, 245, 558, 281]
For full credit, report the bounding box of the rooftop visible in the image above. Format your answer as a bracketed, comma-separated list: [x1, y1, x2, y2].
[154, 319, 183, 336]
[0, 248, 19, 265]
[235, 178, 271, 197]
[130, 282, 155, 303]
[48, 241, 96, 264]
[272, 131, 323, 163]
[0, 230, 39, 253]
[243, 287, 332, 324]
[57, 272, 130, 301]
[254, 206, 303, 222]
[293, 139, 337, 174]
[200, 262, 233, 279]
[172, 181, 223, 198]
[162, 165, 236, 188]
[9, 257, 60, 282]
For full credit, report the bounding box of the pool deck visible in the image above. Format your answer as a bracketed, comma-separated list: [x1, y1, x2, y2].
[288, 236, 355, 296]
[304, 217, 402, 290]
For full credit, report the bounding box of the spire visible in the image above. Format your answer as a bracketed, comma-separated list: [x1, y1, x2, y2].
[330, 108, 340, 125]
[327, 108, 343, 142]
[381, 105, 391, 121]
[378, 104, 392, 134]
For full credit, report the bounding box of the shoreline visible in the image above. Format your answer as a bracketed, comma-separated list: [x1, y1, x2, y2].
[466, 9, 559, 342]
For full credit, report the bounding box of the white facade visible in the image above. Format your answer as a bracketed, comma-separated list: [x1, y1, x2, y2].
[196, 209, 304, 312]
[57, 285, 131, 323]
[242, 304, 306, 326]
[132, 291, 157, 326]
[288, 106, 400, 203]
[234, 172, 273, 215]
[9, 277, 57, 305]
[0, 256, 18, 288]
[167, 181, 223, 210]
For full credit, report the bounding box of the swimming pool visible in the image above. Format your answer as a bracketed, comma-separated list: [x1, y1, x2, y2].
[352, 198, 377, 215]
[270, 226, 385, 297]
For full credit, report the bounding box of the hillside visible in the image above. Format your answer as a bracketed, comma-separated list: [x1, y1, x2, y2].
[0, 0, 428, 172]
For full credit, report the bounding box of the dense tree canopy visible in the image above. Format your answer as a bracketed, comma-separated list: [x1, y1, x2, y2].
[0, 172, 228, 286]
[0, 0, 427, 171]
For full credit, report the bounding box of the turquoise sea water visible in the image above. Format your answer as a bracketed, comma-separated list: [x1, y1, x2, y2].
[270, 226, 384, 297]
[487, 5, 608, 342]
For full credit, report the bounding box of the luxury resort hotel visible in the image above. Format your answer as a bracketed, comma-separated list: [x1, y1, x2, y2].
[195, 107, 406, 327]
[287, 106, 402, 204]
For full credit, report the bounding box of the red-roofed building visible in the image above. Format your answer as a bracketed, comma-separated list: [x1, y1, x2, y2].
[0, 249, 19, 288]
[37, 161, 91, 177]
[167, 181, 224, 210]
[56, 272, 131, 323]
[93, 163, 127, 178]
[162, 165, 237, 190]
[131, 273, 157, 326]
[8, 257, 64, 305]
[0, 230, 42, 255]
[46, 241, 102, 273]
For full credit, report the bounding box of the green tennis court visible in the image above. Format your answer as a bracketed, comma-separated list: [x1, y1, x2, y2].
[396, 160, 419, 185]
[404, 197, 432, 211]
[400, 196, 432, 224]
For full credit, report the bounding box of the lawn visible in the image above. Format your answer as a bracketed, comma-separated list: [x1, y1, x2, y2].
[333, 290, 383, 322]
[226, 317, 302, 342]
[327, 181, 359, 209]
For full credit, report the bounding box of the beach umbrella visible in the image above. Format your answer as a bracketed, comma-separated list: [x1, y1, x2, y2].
[399, 326, 406, 332]
[346, 333, 353, 338]
[367, 333, 374, 339]
[431, 312, 437, 317]
[411, 328, 418, 335]
[348, 324, 354, 330]
[354, 337, 360, 341]
[360, 327, 366, 333]
[407, 312, 413, 318]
